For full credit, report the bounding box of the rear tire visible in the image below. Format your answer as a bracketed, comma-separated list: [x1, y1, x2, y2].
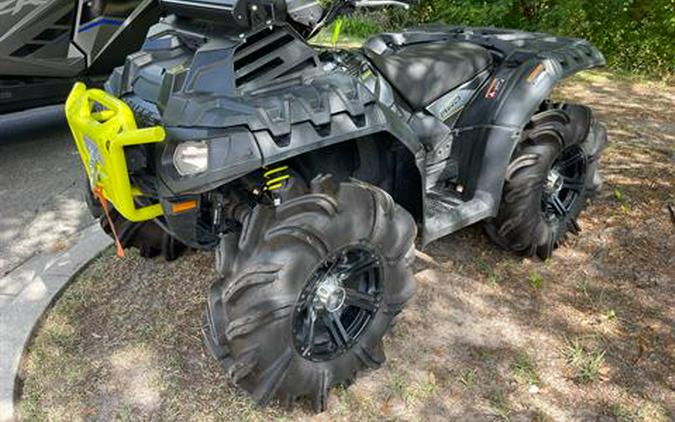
[203, 177, 417, 411]
[486, 103, 607, 260]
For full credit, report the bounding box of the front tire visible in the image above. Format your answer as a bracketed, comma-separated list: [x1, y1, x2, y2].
[203, 178, 417, 411]
[486, 103, 607, 260]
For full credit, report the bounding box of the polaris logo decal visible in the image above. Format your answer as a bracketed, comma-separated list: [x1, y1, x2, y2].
[0, 0, 47, 16]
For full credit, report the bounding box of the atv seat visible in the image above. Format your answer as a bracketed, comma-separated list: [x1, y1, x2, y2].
[365, 41, 493, 110]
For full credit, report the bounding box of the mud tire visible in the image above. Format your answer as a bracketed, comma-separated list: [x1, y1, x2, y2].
[203, 178, 417, 411]
[486, 103, 607, 260]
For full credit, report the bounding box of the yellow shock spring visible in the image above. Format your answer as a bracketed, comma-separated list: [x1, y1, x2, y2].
[263, 165, 291, 191]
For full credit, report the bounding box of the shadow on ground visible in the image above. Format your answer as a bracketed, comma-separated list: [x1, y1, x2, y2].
[0, 106, 93, 277]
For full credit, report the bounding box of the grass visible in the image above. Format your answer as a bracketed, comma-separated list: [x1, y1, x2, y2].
[490, 388, 512, 421]
[528, 270, 544, 290]
[511, 353, 540, 386]
[563, 339, 607, 384]
[458, 368, 478, 388]
[16, 70, 675, 421]
[476, 257, 500, 286]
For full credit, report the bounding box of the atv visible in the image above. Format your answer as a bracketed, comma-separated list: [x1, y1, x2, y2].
[65, 0, 608, 411]
[0, 0, 159, 113]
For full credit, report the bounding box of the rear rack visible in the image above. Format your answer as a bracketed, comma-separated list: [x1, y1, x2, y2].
[65, 82, 165, 222]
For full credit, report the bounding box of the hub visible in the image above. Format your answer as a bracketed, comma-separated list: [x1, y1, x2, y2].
[545, 169, 564, 195]
[315, 275, 347, 313]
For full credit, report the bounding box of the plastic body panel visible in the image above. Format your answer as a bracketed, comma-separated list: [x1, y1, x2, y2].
[0, 0, 159, 113]
[365, 26, 606, 244]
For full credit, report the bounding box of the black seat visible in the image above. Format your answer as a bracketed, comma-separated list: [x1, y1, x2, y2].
[365, 41, 493, 110]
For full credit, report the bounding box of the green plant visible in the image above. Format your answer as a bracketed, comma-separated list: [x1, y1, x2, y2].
[564, 339, 606, 383]
[477, 257, 500, 285]
[528, 270, 544, 289]
[458, 368, 478, 387]
[491, 387, 512, 421]
[613, 187, 631, 214]
[576, 279, 590, 297]
[511, 353, 540, 386]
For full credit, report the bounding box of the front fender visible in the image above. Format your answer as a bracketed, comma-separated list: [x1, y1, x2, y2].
[157, 101, 424, 196]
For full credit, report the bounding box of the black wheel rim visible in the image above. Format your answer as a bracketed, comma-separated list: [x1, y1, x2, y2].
[542, 145, 587, 220]
[292, 245, 383, 362]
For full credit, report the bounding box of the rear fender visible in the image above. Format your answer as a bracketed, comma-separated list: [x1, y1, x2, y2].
[454, 53, 603, 215]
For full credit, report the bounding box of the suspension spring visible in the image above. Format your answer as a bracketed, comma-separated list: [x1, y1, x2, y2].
[262, 165, 291, 191]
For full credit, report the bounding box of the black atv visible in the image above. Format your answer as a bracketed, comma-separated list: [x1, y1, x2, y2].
[66, 0, 607, 411]
[0, 0, 159, 113]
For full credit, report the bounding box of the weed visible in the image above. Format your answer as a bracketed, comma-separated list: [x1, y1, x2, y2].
[477, 257, 500, 285]
[636, 401, 670, 422]
[458, 368, 478, 388]
[511, 353, 539, 386]
[386, 371, 407, 402]
[421, 371, 438, 396]
[563, 339, 606, 383]
[576, 279, 590, 297]
[488, 271, 499, 285]
[606, 402, 633, 420]
[528, 270, 544, 289]
[613, 187, 630, 214]
[533, 408, 553, 422]
[385, 370, 438, 408]
[403, 374, 438, 407]
[116, 405, 133, 421]
[491, 387, 512, 421]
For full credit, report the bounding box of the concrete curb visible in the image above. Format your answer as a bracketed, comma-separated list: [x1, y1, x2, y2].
[0, 224, 112, 422]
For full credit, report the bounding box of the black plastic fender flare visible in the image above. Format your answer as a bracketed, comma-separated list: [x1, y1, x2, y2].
[453, 54, 604, 217]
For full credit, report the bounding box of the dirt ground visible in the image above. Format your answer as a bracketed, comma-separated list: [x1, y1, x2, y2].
[17, 71, 674, 421]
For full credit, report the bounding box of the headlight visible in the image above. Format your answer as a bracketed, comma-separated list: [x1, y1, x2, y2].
[173, 141, 209, 176]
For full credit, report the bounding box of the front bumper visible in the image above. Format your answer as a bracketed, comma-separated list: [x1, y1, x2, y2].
[65, 82, 165, 222]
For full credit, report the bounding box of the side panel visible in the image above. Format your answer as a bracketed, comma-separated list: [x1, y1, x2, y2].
[0, 0, 83, 77]
[79, 0, 162, 74]
[0, 0, 158, 78]
[155, 92, 423, 195]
